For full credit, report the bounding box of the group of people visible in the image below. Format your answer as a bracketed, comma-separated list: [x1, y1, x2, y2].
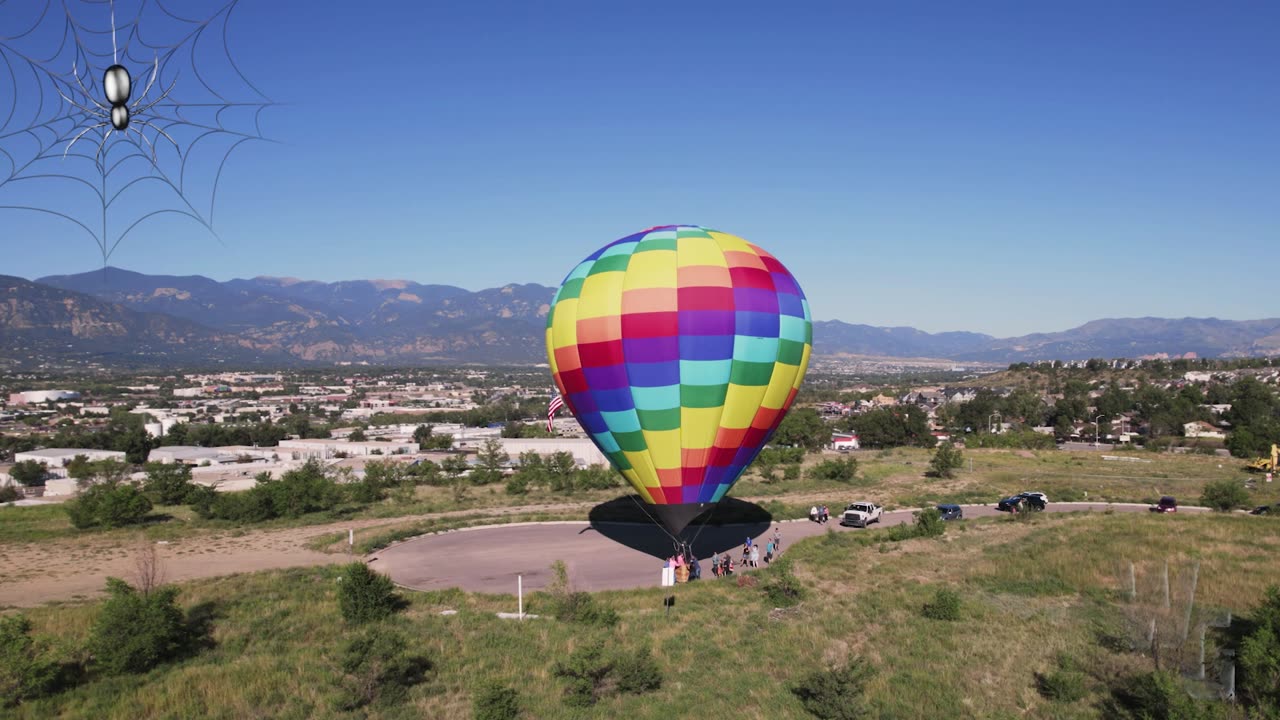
[709, 526, 783, 577]
[666, 552, 701, 583]
[810, 505, 831, 523]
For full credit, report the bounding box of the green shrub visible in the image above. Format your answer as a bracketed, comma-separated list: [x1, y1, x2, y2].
[0, 485, 20, 503]
[1240, 585, 1280, 714]
[1037, 668, 1087, 702]
[504, 475, 529, 495]
[88, 578, 190, 675]
[472, 682, 520, 720]
[1199, 479, 1250, 511]
[808, 458, 860, 483]
[0, 615, 62, 707]
[337, 562, 401, 624]
[921, 588, 961, 621]
[65, 482, 153, 529]
[1106, 670, 1225, 720]
[553, 640, 614, 707]
[193, 460, 344, 522]
[544, 560, 618, 626]
[614, 647, 663, 694]
[761, 557, 806, 608]
[885, 507, 946, 542]
[337, 627, 431, 710]
[789, 656, 876, 719]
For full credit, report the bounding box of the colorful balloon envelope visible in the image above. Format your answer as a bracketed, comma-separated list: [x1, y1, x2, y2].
[546, 225, 812, 535]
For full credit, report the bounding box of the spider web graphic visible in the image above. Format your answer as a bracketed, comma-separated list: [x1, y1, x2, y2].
[0, 0, 276, 266]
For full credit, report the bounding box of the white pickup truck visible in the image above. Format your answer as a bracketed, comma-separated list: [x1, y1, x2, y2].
[838, 501, 883, 528]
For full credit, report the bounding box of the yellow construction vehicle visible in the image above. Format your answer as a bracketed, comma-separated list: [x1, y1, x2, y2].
[1246, 444, 1279, 473]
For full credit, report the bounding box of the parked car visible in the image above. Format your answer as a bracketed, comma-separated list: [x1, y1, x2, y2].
[839, 502, 883, 528]
[936, 504, 963, 521]
[1151, 496, 1178, 513]
[1251, 504, 1272, 516]
[996, 492, 1048, 512]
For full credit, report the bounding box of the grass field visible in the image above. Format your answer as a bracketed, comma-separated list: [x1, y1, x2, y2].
[9, 511, 1276, 718]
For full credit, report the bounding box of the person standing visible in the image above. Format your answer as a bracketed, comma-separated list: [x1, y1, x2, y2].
[750, 544, 760, 568]
[710, 550, 720, 577]
[765, 540, 774, 564]
[810, 505, 819, 522]
[773, 526, 782, 552]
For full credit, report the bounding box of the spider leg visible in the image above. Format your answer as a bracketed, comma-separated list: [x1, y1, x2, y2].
[132, 75, 178, 117]
[71, 62, 110, 112]
[129, 124, 158, 163]
[96, 127, 114, 166]
[55, 84, 108, 119]
[65, 122, 109, 159]
[132, 119, 181, 158]
[131, 55, 160, 110]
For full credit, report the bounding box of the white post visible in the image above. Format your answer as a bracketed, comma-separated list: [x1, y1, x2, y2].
[518, 575, 523, 620]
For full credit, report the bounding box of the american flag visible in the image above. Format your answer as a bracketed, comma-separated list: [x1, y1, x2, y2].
[547, 392, 565, 432]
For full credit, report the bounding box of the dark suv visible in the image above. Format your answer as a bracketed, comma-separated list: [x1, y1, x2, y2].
[1151, 496, 1177, 513]
[936, 504, 963, 521]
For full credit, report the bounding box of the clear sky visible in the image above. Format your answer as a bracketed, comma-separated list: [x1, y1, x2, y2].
[2, 0, 1277, 337]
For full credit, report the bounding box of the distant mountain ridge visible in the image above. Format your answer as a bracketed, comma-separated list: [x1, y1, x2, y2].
[6, 268, 1279, 367]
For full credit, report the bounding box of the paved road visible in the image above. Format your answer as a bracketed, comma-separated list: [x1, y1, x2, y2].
[372, 502, 1210, 596]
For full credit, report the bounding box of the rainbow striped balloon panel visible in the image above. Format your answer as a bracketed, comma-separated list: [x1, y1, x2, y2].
[545, 225, 812, 506]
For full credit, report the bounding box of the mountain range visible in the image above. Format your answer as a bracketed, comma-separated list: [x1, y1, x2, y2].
[2, 268, 1277, 368]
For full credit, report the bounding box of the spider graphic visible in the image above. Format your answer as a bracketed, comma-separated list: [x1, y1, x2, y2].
[0, 0, 275, 265]
[56, 5, 177, 163]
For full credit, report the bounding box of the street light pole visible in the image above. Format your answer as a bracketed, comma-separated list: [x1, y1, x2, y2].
[1095, 415, 1105, 448]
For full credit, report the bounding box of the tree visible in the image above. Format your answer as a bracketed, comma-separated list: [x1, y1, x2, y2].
[348, 427, 368, 442]
[89, 577, 189, 675]
[338, 562, 400, 624]
[8, 460, 47, 487]
[848, 406, 931, 448]
[0, 615, 61, 707]
[928, 442, 963, 479]
[1199, 480, 1250, 511]
[472, 439, 509, 485]
[143, 463, 196, 505]
[808, 458, 859, 483]
[772, 408, 829, 451]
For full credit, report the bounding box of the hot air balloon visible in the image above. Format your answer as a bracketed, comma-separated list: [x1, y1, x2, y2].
[546, 225, 812, 538]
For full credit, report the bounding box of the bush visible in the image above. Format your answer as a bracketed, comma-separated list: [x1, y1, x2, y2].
[0, 485, 20, 503]
[614, 647, 663, 694]
[337, 562, 401, 624]
[65, 482, 153, 529]
[1240, 585, 1280, 714]
[553, 640, 614, 707]
[921, 587, 961, 621]
[503, 475, 529, 495]
[1199, 479, 1250, 511]
[1106, 670, 1225, 720]
[808, 458, 860, 483]
[761, 557, 806, 608]
[885, 507, 945, 542]
[544, 560, 618, 626]
[1038, 668, 1087, 703]
[0, 615, 62, 707]
[88, 578, 190, 675]
[789, 656, 876, 719]
[337, 627, 431, 710]
[473, 682, 520, 720]
[928, 442, 964, 479]
[193, 460, 344, 522]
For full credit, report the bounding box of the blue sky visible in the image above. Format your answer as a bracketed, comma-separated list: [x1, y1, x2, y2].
[2, 0, 1277, 337]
